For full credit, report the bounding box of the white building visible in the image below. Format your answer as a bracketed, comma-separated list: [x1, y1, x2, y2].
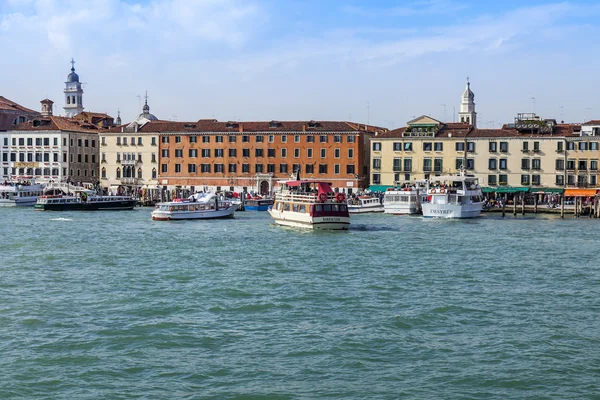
[63, 58, 84, 117]
[458, 78, 477, 127]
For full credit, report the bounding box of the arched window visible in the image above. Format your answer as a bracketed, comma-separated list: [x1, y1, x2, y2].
[101, 168, 106, 178]
[67, 97, 70, 105]
[137, 168, 143, 179]
[152, 168, 157, 179]
[466, 116, 470, 123]
[116, 168, 121, 179]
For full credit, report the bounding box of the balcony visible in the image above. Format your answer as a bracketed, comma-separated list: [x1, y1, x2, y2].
[121, 159, 139, 165]
[121, 177, 138, 185]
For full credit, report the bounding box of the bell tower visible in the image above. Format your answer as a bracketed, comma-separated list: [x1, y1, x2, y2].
[458, 77, 476, 127]
[63, 58, 84, 117]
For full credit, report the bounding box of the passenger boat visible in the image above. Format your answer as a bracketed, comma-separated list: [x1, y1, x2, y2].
[243, 197, 274, 211]
[151, 192, 238, 221]
[268, 180, 350, 230]
[0, 180, 44, 207]
[34, 191, 137, 211]
[421, 171, 484, 219]
[346, 195, 384, 213]
[383, 180, 428, 215]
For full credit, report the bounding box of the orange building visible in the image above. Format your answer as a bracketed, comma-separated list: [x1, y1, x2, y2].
[141, 119, 384, 194]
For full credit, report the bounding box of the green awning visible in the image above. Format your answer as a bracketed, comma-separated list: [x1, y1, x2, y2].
[368, 185, 393, 192]
[483, 186, 530, 194]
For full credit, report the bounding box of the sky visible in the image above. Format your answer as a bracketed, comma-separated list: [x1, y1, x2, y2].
[1, 0, 600, 128]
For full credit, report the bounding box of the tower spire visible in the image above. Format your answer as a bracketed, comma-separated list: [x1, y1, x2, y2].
[458, 78, 476, 127]
[71, 57, 75, 71]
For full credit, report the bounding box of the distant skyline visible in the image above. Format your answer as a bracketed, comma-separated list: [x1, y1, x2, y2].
[2, 0, 600, 128]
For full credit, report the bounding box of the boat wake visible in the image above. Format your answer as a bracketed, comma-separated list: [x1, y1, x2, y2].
[49, 217, 73, 222]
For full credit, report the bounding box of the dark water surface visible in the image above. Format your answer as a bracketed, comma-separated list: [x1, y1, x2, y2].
[1, 208, 599, 399]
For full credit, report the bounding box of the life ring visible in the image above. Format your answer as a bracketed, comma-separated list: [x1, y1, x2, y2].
[318, 193, 328, 203]
[440, 188, 446, 194]
[430, 189, 436, 194]
[336, 193, 345, 203]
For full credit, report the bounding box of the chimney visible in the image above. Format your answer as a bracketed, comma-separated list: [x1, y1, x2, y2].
[302, 124, 306, 131]
[238, 123, 244, 133]
[40, 99, 54, 117]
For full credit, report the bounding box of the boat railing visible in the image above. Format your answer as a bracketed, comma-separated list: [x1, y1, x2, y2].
[276, 191, 334, 203]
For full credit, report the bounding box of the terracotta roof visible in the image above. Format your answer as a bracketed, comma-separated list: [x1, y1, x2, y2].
[10, 116, 101, 133]
[0, 96, 37, 113]
[375, 127, 406, 138]
[106, 120, 375, 134]
[582, 120, 600, 126]
[468, 128, 519, 138]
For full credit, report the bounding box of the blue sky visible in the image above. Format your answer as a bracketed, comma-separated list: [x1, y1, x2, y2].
[1, 0, 599, 128]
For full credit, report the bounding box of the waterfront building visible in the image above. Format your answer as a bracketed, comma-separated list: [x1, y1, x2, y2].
[370, 113, 599, 190]
[458, 78, 477, 127]
[0, 96, 40, 131]
[63, 58, 84, 117]
[101, 117, 383, 194]
[3, 100, 104, 183]
[98, 97, 160, 193]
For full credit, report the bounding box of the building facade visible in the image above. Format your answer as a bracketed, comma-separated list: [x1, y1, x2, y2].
[63, 58, 84, 117]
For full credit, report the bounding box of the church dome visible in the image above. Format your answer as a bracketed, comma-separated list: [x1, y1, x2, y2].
[67, 67, 79, 83]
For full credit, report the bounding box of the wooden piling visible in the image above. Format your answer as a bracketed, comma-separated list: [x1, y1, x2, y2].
[521, 193, 525, 215]
[513, 195, 517, 217]
[534, 196, 538, 214]
[560, 195, 564, 219]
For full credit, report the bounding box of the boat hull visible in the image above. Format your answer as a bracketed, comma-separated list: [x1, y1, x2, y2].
[0, 198, 38, 207]
[421, 203, 483, 219]
[152, 207, 236, 221]
[348, 205, 384, 213]
[268, 209, 350, 230]
[34, 200, 138, 211]
[244, 204, 271, 211]
[383, 204, 420, 215]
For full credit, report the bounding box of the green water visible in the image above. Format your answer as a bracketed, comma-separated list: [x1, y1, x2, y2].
[1, 208, 599, 399]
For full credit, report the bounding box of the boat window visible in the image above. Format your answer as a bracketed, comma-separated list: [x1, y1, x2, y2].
[315, 204, 322, 212]
[323, 205, 331, 211]
[299, 205, 306, 213]
[283, 203, 290, 211]
[341, 205, 347, 212]
[332, 204, 339, 212]
[292, 204, 299, 212]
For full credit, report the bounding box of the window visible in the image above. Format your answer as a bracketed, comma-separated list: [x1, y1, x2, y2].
[161, 164, 168, 173]
[27, 138, 33, 146]
[151, 137, 157, 146]
[567, 174, 576, 185]
[101, 168, 106, 178]
[334, 148, 340, 158]
[115, 153, 120, 162]
[434, 142, 443, 152]
[489, 142, 497, 152]
[557, 141, 564, 152]
[294, 135, 300, 143]
[521, 159, 530, 170]
[78, 139, 83, 147]
[202, 136, 210, 143]
[281, 135, 287, 143]
[455, 142, 465, 151]
[189, 149, 198, 157]
[320, 135, 328, 143]
[280, 164, 288, 173]
[161, 149, 169, 158]
[306, 135, 315, 143]
[229, 164, 237, 173]
[307, 148, 313, 158]
[267, 148, 275, 157]
[372, 173, 381, 184]
[522, 142, 529, 152]
[567, 159, 575, 170]
[175, 149, 183, 158]
[466, 158, 475, 170]
[255, 148, 264, 157]
[532, 159, 541, 170]
[434, 158, 443, 172]
[393, 142, 402, 151]
[229, 149, 237, 157]
[489, 159, 497, 170]
[348, 149, 354, 158]
[242, 148, 250, 157]
[578, 160, 587, 170]
[242, 164, 250, 173]
[256, 135, 264, 143]
[161, 136, 169, 143]
[579, 142, 588, 151]
[334, 164, 340, 174]
[319, 164, 328, 174]
[467, 142, 475, 152]
[404, 158, 412, 172]
[372, 142, 381, 151]
[499, 174, 508, 185]
[521, 175, 530, 185]
[320, 149, 326, 158]
[267, 164, 275, 173]
[201, 164, 211, 173]
[229, 135, 236, 143]
[499, 142, 508, 153]
[532, 175, 540, 185]
[152, 168, 157, 179]
[567, 142, 575, 151]
[347, 135, 355, 143]
[488, 175, 497, 185]
[373, 158, 381, 169]
[268, 135, 274, 143]
[188, 164, 196, 173]
[202, 149, 211, 158]
[555, 159, 564, 170]
[138, 137, 142, 145]
[175, 136, 182, 143]
[404, 142, 413, 151]
[423, 158, 432, 172]
[189, 136, 197, 143]
[590, 160, 598, 171]
[281, 148, 287, 158]
[346, 164, 355, 174]
[151, 153, 156, 163]
[533, 141, 540, 152]
[499, 159, 507, 170]
[334, 135, 341, 143]
[294, 149, 300, 158]
[590, 142, 598, 151]
[255, 164, 263, 173]
[305, 164, 314, 174]
[215, 136, 223, 143]
[214, 164, 224, 173]
[423, 142, 432, 151]
[116, 168, 121, 178]
[215, 149, 224, 157]
[556, 175, 564, 186]
[392, 158, 402, 172]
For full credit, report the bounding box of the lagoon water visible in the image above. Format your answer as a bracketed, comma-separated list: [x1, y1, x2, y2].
[0, 207, 599, 399]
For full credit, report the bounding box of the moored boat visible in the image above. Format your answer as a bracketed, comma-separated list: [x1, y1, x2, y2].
[0, 180, 44, 207]
[243, 197, 274, 211]
[347, 195, 384, 213]
[268, 180, 350, 230]
[383, 180, 428, 215]
[34, 191, 137, 211]
[421, 171, 484, 219]
[151, 192, 238, 221]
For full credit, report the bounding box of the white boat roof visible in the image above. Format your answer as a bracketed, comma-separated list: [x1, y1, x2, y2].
[429, 174, 478, 182]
